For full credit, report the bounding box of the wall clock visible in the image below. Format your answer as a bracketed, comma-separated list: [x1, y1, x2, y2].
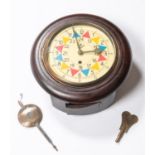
[31, 14, 131, 115]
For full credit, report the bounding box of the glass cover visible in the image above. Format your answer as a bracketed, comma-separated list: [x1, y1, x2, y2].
[44, 24, 116, 84]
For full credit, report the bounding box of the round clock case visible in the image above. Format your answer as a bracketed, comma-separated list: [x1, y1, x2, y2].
[31, 14, 131, 115]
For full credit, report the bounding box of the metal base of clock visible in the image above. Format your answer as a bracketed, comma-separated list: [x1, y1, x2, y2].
[51, 92, 116, 115]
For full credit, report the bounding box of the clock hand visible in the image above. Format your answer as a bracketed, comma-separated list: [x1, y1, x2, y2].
[82, 48, 101, 54]
[72, 27, 83, 55]
[94, 48, 103, 54]
[82, 50, 96, 54]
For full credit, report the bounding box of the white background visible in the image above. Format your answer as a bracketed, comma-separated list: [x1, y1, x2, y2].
[10, 0, 145, 155]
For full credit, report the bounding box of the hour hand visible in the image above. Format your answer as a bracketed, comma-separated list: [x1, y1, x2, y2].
[82, 47, 101, 54]
[72, 27, 83, 55]
[94, 48, 103, 54]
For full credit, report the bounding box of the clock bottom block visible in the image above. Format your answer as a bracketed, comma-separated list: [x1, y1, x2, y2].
[51, 92, 116, 115]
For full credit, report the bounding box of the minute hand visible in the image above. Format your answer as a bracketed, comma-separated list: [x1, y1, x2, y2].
[72, 27, 83, 54]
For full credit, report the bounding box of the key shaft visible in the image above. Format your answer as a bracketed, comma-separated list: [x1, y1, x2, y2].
[115, 128, 126, 143]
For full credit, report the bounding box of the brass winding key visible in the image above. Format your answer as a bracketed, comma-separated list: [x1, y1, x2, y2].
[17, 94, 58, 151]
[115, 111, 138, 143]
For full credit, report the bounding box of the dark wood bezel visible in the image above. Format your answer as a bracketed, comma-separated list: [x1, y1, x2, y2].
[31, 14, 131, 104]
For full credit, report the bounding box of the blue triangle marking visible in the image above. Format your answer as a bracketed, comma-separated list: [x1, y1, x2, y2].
[72, 32, 80, 38]
[98, 45, 107, 51]
[81, 69, 90, 76]
[56, 54, 63, 61]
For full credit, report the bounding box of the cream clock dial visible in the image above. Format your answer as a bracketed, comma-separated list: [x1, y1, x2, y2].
[46, 25, 116, 84]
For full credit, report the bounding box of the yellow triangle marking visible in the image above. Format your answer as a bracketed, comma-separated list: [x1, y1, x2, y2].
[91, 37, 100, 44]
[61, 62, 69, 70]
[91, 62, 100, 71]
[63, 37, 70, 44]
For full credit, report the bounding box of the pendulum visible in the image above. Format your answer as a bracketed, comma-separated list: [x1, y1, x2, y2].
[17, 94, 58, 151]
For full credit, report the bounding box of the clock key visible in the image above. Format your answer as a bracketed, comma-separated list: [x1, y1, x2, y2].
[115, 111, 138, 143]
[17, 94, 58, 151]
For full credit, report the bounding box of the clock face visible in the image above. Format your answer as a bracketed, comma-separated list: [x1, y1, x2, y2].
[43, 24, 116, 85]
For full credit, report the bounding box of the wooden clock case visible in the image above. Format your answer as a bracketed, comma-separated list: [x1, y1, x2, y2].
[31, 14, 131, 115]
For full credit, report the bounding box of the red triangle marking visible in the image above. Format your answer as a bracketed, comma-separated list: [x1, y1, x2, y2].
[83, 31, 90, 38]
[98, 54, 106, 61]
[56, 45, 64, 52]
[71, 68, 79, 76]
